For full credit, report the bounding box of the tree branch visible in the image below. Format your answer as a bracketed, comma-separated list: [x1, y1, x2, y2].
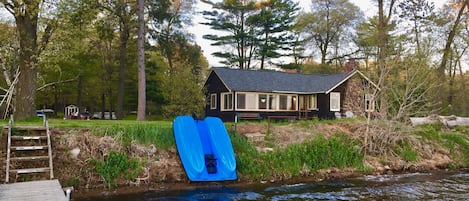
[326, 49, 361, 63]
[37, 18, 57, 56]
[36, 78, 76, 91]
[1, 1, 16, 15]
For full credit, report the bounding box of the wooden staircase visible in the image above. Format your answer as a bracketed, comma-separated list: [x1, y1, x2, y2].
[5, 116, 54, 183]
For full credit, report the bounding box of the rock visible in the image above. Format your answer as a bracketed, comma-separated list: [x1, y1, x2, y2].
[70, 148, 80, 158]
[330, 167, 339, 173]
[243, 132, 265, 143]
[345, 111, 354, 118]
[376, 166, 384, 172]
[256, 147, 274, 152]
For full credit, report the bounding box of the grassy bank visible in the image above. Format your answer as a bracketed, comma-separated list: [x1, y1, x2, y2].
[4, 118, 469, 190]
[231, 132, 364, 180]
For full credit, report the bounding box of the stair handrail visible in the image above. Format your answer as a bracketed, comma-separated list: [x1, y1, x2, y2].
[5, 115, 13, 182]
[45, 116, 54, 179]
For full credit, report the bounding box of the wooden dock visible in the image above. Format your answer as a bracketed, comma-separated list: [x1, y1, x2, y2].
[0, 180, 66, 201]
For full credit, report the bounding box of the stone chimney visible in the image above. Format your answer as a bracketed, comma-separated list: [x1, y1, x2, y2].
[344, 58, 359, 72]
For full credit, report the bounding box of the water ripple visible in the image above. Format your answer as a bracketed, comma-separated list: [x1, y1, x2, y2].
[80, 171, 469, 201]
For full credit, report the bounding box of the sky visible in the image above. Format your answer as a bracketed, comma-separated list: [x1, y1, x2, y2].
[188, 0, 446, 68]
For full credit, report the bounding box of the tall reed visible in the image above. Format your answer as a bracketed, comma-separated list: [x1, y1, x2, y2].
[92, 124, 175, 149]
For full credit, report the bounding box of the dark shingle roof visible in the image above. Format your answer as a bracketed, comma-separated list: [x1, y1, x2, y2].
[211, 67, 356, 94]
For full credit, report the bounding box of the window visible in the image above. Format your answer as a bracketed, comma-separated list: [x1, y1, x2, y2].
[269, 95, 276, 110]
[290, 96, 297, 110]
[222, 93, 233, 110]
[279, 95, 297, 110]
[246, 93, 257, 109]
[309, 95, 317, 110]
[237, 93, 276, 111]
[365, 93, 375, 112]
[258, 94, 267, 109]
[210, 94, 217, 109]
[330, 92, 340, 112]
[279, 95, 288, 110]
[237, 93, 246, 109]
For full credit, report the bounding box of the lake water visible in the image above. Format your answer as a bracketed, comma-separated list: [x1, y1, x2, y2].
[78, 171, 469, 200]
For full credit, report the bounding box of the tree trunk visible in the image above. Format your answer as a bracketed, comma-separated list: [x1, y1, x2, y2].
[438, 0, 468, 77]
[108, 87, 113, 119]
[260, 29, 268, 70]
[14, 2, 40, 120]
[116, 22, 129, 120]
[77, 74, 83, 106]
[413, 18, 421, 56]
[376, 0, 395, 118]
[101, 93, 105, 119]
[137, 0, 146, 121]
[320, 41, 328, 64]
[447, 52, 456, 113]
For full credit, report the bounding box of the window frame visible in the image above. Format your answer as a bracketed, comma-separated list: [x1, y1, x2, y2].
[210, 93, 217, 110]
[234, 92, 298, 111]
[236, 93, 246, 110]
[330, 92, 341, 112]
[365, 93, 375, 112]
[308, 94, 318, 110]
[221, 92, 233, 111]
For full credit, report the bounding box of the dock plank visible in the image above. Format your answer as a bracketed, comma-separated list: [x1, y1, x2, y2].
[0, 180, 66, 201]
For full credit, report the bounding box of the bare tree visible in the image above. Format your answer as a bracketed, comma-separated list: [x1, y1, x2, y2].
[390, 59, 439, 120]
[438, 0, 468, 77]
[296, 0, 363, 65]
[376, 0, 396, 118]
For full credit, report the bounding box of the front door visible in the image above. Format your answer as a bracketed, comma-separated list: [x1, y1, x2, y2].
[298, 95, 309, 119]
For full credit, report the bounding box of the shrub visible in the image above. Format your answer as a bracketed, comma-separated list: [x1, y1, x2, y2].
[91, 151, 142, 189]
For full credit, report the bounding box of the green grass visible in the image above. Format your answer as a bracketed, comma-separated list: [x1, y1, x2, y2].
[231, 132, 364, 180]
[397, 140, 419, 162]
[442, 133, 469, 165]
[2, 118, 175, 149]
[89, 151, 143, 189]
[91, 123, 175, 149]
[412, 124, 443, 141]
[1, 117, 172, 128]
[409, 124, 469, 166]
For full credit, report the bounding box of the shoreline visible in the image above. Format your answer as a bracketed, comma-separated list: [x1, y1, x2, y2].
[73, 168, 464, 200]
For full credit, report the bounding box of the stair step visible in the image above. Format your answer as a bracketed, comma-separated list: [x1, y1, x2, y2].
[11, 136, 47, 140]
[10, 156, 50, 161]
[11, 146, 48, 151]
[10, 167, 50, 174]
[12, 126, 47, 131]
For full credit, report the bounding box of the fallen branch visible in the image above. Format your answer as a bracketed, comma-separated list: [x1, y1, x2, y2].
[410, 115, 469, 128]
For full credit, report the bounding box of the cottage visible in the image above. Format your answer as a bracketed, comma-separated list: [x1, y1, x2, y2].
[204, 67, 379, 122]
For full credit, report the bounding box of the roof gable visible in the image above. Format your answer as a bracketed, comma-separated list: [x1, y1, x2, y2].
[210, 67, 363, 94]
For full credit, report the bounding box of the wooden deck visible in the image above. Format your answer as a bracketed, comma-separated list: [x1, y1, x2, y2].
[0, 180, 66, 201]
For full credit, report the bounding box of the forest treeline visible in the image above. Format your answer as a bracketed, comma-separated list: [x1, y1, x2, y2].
[0, 0, 468, 120]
